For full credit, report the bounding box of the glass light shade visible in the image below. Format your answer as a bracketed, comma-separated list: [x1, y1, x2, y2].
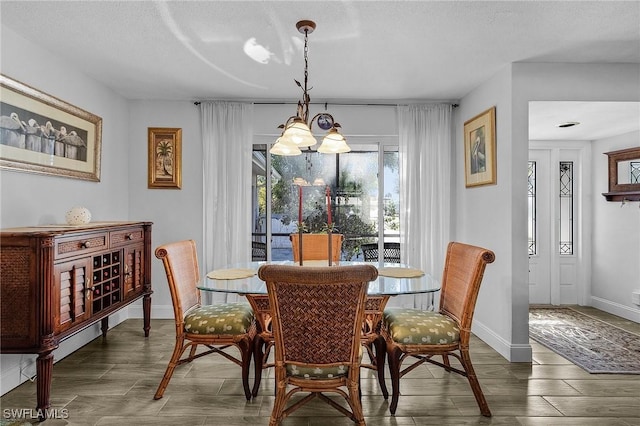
[281, 119, 317, 148]
[270, 138, 302, 156]
[317, 129, 351, 154]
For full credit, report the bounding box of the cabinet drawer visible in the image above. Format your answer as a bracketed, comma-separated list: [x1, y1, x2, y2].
[110, 227, 144, 247]
[55, 232, 108, 259]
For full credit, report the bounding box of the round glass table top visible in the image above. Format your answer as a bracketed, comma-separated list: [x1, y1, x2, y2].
[199, 260, 440, 296]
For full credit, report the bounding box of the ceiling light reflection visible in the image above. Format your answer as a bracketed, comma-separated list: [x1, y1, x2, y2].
[243, 37, 274, 64]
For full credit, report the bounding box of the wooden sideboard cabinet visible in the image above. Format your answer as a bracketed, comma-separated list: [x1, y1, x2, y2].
[0, 221, 152, 417]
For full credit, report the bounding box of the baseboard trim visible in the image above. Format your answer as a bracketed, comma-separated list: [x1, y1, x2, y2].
[471, 319, 532, 363]
[590, 296, 640, 323]
[126, 303, 174, 319]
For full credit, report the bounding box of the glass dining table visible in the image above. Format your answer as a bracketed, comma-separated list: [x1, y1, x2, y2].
[198, 260, 441, 398]
[198, 260, 441, 297]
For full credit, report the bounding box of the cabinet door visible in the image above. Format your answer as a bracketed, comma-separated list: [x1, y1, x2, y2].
[123, 244, 144, 298]
[54, 258, 92, 333]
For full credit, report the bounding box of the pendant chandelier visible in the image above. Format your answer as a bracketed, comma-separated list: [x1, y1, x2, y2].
[270, 20, 351, 156]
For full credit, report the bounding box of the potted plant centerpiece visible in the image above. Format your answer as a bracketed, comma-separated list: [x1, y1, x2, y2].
[290, 223, 343, 264]
[290, 185, 343, 264]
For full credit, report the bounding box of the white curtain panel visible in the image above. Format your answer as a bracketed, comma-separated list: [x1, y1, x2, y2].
[201, 101, 254, 303]
[395, 104, 452, 309]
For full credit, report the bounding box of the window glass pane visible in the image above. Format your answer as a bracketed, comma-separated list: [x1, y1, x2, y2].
[336, 150, 378, 260]
[383, 149, 400, 244]
[251, 146, 268, 260]
[252, 142, 399, 261]
[559, 161, 573, 255]
[528, 161, 536, 256]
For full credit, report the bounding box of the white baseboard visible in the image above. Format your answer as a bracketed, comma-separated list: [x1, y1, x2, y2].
[590, 296, 640, 323]
[472, 319, 533, 363]
[126, 303, 174, 319]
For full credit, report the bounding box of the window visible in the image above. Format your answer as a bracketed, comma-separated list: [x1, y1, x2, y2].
[528, 161, 536, 256]
[559, 161, 573, 255]
[251, 142, 399, 261]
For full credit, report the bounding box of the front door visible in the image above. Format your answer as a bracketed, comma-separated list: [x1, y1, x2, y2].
[528, 143, 587, 305]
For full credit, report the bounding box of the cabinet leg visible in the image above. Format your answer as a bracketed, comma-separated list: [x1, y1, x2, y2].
[101, 317, 109, 338]
[143, 293, 151, 337]
[36, 351, 54, 420]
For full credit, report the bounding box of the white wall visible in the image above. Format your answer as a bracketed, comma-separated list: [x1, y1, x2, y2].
[512, 63, 640, 326]
[454, 65, 532, 362]
[127, 101, 201, 319]
[591, 131, 640, 321]
[455, 62, 640, 362]
[0, 28, 132, 393]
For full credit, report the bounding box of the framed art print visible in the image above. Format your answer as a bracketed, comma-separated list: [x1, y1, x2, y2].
[464, 106, 496, 187]
[0, 74, 102, 181]
[148, 127, 182, 189]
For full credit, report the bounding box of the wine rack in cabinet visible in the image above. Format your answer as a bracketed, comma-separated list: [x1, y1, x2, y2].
[0, 221, 152, 419]
[92, 251, 122, 313]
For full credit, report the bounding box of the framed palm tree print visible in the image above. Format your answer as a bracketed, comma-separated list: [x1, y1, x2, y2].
[148, 127, 182, 189]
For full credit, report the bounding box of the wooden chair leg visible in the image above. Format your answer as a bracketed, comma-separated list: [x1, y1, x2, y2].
[269, 376, 287, 426]
[154, 337, 186, 400]
[348, 379, 366, 426]
[239, 338, 253, 400]
[387, 346, 403, 415]
[460, 348, 491, 417]
[442, 353, 452, 371]
[252, 335, 265, 397]
[374, 335, 388, 399]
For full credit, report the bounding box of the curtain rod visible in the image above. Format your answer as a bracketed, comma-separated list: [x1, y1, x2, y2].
[193, 101, 459, 108]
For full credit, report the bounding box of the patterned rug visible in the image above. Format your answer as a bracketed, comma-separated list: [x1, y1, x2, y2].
[529, 307, 640, 374]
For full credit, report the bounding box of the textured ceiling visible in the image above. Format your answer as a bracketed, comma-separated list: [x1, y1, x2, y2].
[1, 1, 639, 140]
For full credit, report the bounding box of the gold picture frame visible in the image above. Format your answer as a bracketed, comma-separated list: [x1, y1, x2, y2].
[464, 106, 496, 187]
[0, 74, 102, 181]
[148, 127, 182, 189]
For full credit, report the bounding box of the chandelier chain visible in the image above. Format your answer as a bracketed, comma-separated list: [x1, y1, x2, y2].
[303, 27, 310, 122]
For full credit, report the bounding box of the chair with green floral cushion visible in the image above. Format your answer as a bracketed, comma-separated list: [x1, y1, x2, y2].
[258, 264, 378, 426]
[381, 241, 495, 416]
[153, 240, 256, 400]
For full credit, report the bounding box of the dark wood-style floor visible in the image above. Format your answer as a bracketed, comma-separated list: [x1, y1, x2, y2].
[1, 306, 639, 425]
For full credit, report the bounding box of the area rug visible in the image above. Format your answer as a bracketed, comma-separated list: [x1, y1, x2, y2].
[529, 307, 640, 374]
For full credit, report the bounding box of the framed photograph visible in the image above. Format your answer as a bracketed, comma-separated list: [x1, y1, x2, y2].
[315, 113, 334, 130]
[0, 74, 102, 181]
[148, 127, 182, 189]
[464, 106, 496, 187]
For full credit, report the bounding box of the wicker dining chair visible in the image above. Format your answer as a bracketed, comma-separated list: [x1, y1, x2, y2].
[251, 241, 267, 261]
[361, 242, 401, 263]
[258, 264, 378, 426]
[246, 293, 274, 397]
[380, 241, 495, 416]
[153, 240, 256, 400]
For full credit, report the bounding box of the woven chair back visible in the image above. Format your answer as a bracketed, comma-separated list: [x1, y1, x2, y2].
[259, 264, 377, 365]
[361, 242, 401, 263]
[155, 240, 201, 321]
[251, 241, 267, 261]
[439, 242, 495, 330]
